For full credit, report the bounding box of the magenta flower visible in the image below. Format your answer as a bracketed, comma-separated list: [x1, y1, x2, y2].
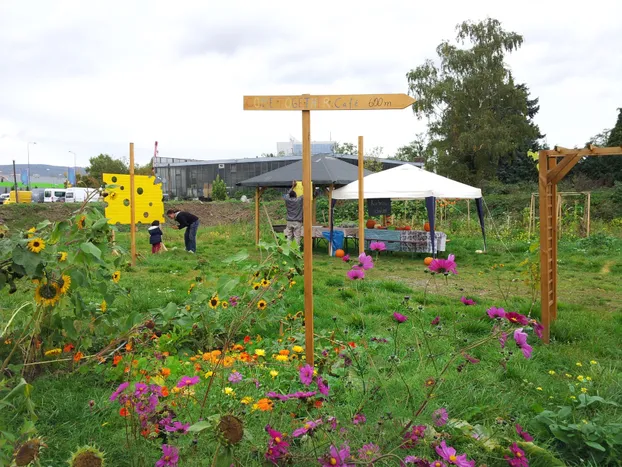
[505, 312, 529, 326]
[358, 252, 374, 270]
[513, 328, 533, 359]
[228, 371, 243, 384]
[299, 364, 314, 386]
[133, 382, 148, 397]
[462, 352, 480, 364]
[460, 296, 476, 306]
[358, 443, 380, 462]
[110, 382, 129, 401]
[265, 425, 290, 463]
[316, 376, 330, 396]
[393, 312, 408, 323]
[431, 316, 440, 325]
[504, 443, 529, 466]
[404, 456, 430, 465]
[370, 241, 386, 252]
[428, 254, 458, 275]
[499, 332, 508, 349]
[347, 268, 365, 280]
[292, 419, 322, 437]
[432, 407, 448, 427]
[402, 425, 426, 448]
[487, 307, 506, 319]
[531, 321, 544, 340]
[155, 444, 179, 467]
[435, 440, 475, 467]
[176, 375, 199, 388]
[429, 460, 448, 467]
[164, 421, 190, 433]
[515, 423, 534, 442]
[319, 443, 354, 467]
[342, 254, 350, 262]
[352, 413, 366, 425]
[229, 296, 239, 307]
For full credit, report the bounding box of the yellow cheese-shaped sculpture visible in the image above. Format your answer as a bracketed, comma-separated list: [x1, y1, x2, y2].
[103, 173, 164, 225]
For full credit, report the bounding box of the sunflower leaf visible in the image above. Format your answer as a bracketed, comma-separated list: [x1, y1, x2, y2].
[80, 242, 102, 259]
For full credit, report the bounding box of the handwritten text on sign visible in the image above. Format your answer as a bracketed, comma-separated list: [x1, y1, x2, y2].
[243, 94, 415, 111]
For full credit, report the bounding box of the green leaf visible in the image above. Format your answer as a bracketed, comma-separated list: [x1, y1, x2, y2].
[62, 318, 78, 340]
[12, 246, 42, 276]
[35, 220, 52, 231]
[188, 421, 212, 433]
[91, 218, 109, 231]
[585, 441, 606, 451]
[80, 242, 102, 259]
[160, 302, 178, 321]
[0, 272, 6, 291]
[50, 221, 70, 244]
[69, 269, 87, 288]
[222, 251, 249, 264]
[217, 276, 239, 297]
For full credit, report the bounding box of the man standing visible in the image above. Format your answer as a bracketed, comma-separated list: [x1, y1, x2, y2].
[166, 209, 200, 253]
[283, 180, 304, 244]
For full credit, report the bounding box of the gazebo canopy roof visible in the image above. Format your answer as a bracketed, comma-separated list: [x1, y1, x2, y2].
[237, 154, 371, 187]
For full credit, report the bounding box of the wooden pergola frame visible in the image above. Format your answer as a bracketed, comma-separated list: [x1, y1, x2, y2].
[538, 145, 622, 343]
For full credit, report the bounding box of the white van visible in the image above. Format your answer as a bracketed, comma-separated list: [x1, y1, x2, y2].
[44, 189, 66, 203]
[65, 188, 100, 203]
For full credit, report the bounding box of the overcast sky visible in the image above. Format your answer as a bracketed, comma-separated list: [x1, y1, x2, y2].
[1, 0, 621, 169]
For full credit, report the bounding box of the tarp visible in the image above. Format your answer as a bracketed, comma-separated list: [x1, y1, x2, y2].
[331, 164, 482, 200]
[238, 154, 371, 187]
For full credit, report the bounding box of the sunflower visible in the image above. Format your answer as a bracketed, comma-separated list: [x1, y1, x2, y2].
[112, 271, 121, 283]
[100, 300, 107, 312]
[257, 299, 267, 310]
[221, 301, 229, 309]
[77, 216, 86, 229]
[252, 282, 261, 291]
[35, 282, 61, 307]
[27, 238, 46, 253]
[261, 279, 270, 288]
[58, 251, 68, 262]
[58, 274, 71, 294]
[209, 295, 220, 309]
[27, 227, 36, 238]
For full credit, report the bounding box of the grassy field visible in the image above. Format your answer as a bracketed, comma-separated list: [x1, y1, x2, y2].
[1, 220, 621, 466]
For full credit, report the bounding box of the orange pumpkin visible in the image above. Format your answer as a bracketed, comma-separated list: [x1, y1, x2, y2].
[335, 249, 345, 258]
[423, 222, 431, 232]
[424, 257, 434, 266]
[366, 219, 376, 229]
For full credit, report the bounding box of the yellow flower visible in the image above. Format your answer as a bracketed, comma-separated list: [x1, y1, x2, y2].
[270, 370, 279, 378]
[565, 373, 572, 378]
[223, 387, 235, 396]
[221, 301, 229, 309]
[58, 251, 68, 262]
[576, 362, 583, 367]
[58, 274, 71, 295]
[582, 419, 588, 424]
[112, 271, 121, 283]
[292, 345, 304, 353]
[577, 375, 585, 382]
[261, 279, 270, 288]
[257, 300, 267, 310]
[536, 387, 543, 391]
[209, 295, 220, 309]
[188, 283, 196, 294]
[27, 238, 46, 253]
[581, 387, 588, 393]
[35, 282, 61, 307]
[27, 227, 36, 236]
[586, 376, 592, 381]
[100, 300, 107, 313]
[252, 282, 261, 290]
[44, 348, 62, 357]
[254, 349, 265, 357]
[185, 305, 191, 311]
[570, 396, 576, 400]
[275, 355, 288, 362]
[548, 370, 556, 375]
[241, 396, 253, 405]
[289, 280, 296, 288]
[77, 215, 86, 229]
[590, 360, 598, 365]
[204, 371, 214, 378]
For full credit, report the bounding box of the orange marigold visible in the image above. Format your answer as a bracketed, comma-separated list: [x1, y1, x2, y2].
[279, 349, 290, 356]
[161, 368, 171, 377]
[119, 407, 129, 417]
[113, 355, 123, 366]
[73, 351, 84, 362]
[161, 386, 169, 397]
[256, 398, 274, 412]
[63, 343, 75, 353]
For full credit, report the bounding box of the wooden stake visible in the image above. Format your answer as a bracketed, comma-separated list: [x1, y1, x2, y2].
[585, 192, 591, 237]
[538, 151, 551, 344]
[358, 136, 364, 254]
[328, 184, 334, 256]
[312, 197, 317, 226]
[255, 187, 261, 245]
[129, 142, 136, 266]
[302, 108, 314, 366]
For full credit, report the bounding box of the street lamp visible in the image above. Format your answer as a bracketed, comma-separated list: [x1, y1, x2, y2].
[27, 142, 37, 188]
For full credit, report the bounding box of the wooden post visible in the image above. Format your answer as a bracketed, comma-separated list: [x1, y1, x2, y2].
[129, 142, 136, 266]
[302, 108, 314, 366]
[585, 192, 591, 237]
[328, 184, 334, 256]
[255, 187, 261, 245]
[550, 157, 558, 320]
[528, 193, 535, 238]
[538, 151, 552, 344]
[312, 197, 317, 226]
[358, 136, 364, 254]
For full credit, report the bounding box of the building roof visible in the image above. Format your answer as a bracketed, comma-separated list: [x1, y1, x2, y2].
[237, 154, 372, 187]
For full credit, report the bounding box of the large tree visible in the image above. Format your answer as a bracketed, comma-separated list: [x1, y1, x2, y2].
[407, 18, 542, 183]
[86, 154, 128, 182]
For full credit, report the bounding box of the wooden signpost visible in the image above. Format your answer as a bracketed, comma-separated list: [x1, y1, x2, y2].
[244, 93, 415, 365]
[538, 145, 622, 343]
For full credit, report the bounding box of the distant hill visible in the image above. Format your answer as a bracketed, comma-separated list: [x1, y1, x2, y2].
[0, 164, 86, 178]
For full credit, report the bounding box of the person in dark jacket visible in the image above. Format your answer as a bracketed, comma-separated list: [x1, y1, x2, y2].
[148, 220, 164, 254]
[167, 209, 200, 253]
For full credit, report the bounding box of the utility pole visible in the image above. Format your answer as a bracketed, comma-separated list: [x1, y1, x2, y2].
[12, 160, 19, 203]
[27, 141, 36, 189]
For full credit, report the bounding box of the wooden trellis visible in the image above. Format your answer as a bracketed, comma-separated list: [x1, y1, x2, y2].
[538, 145, 622, 343]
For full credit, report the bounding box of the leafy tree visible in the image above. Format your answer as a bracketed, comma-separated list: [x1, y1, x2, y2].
[212, 175, 227, 201]
[406, 18, 542, 183]
[75, 173, 101, 188]
[135, 160, 154, 176]
[86, 154, 128, 183]
[332, 142, 357, 155]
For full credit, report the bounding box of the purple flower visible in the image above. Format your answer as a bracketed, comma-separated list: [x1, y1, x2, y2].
[327, 416, 337, 431]
[435, 440, 475, 467]
[531, 321, 544, 340]
[460, 296, 475, 306]
[352, 413, 366, 425]
[515, 423, 534, 442]
[319, 443, 354, 467]
[229, 296, 239, 307]
[155, 444, 179, 467]
[393, 312, 408, 323]
[266, 390, 317, 401]
[176, 375, 200, 388]
[358, 443, 380, 462]
[370, 241, 386, 252]
[462, 352, 480, 364]
[347, 267, 365, 280]
[428, 461, 447, 467]
[431, 316, 440, 325]
[499, 332, 508, 349]
[504, 443, 529, 466]
[165, 421, 190, 433]
[342, 254, 351, 262]
[265, 425, 289, 463]
[292, 419, 322, 437]
[487, 307, 506, 319]
[402, 425, 426, 448]
[513, 328, 533, 359]
[404, 457, 431, 466]
[299, 364, 314, 386]
[505, 312, 530, 326]
[317, 376, 330, 396]
[110, 382, 129, 401]
[358, 252, 374, 270]
[228, 371, 243, 384]
[134, 382, 148, 397]
[432, 407, 448, 427]
[428, 254, 458, 275]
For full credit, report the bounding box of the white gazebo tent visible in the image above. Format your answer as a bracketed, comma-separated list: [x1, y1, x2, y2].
[331, 164, 486, 255]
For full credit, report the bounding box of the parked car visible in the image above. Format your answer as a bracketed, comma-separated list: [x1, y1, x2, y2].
[65, 187, 100, 203]
[31, 189, 45, 203]
[0, 193, 10, 204]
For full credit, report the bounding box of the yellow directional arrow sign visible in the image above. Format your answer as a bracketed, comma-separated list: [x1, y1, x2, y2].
[243, 93, 415, 111]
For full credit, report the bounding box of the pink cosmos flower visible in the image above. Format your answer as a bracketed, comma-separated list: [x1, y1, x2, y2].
[435, 440, 475, 467]
[515, 423, 534, 442]
[228, 371, 243, 383]
[402, 425, 426, 448]
[499, 332, 508, 349]
[352, 413, 366, 425]
[342, 254, 350, 262]
[265, 425, 290, 463]
[428, 254, 458, 275]
[155, 444, 179, 467]
[370, 241, 386, 252]
[164, 421, 190, 433]
[460, 296, 476, 306]
[316, 376, 330, 396]
[347, 267, 365, 280]
[299, 364, 314, 386]
[531, 321, 544, 340]
[176, 376, 200, 388]
[403, 456, 429, 465]
[292, 419, 322, 437]
[358, 443, 380, 462]
[358, 252, 374, 270]
[431, 316, 440, 325]
[432, 407, 448, 427]
[110, 382, 129, 401]
[487, 307, 506, 319]
[429, 461, 448, 467]
[319, 443, 354, 467]
[505, 312, 529, 326]
[513, 328, 533, 359]
[504, 443, 529, 466]
[393, 312, 408, 323]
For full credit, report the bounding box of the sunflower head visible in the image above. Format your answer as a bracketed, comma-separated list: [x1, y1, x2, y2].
[58, 274, 71, 295]
[100, 300, 107, 313]
[27, 237, 46, 253]
[252, 282, 261, 290]
[209, 295, 220, 309]
[261, 279, 270, 287]
[77, 216, 87, 230]
[58, 251, 68, 262]
[257, 300, 267, 310]
[221, 301, 229, 309]
[35, 282, 61, 308]
[111, 271, 121, 283]
[13, 437, 46, 466]
[68, 445, 105, 467]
